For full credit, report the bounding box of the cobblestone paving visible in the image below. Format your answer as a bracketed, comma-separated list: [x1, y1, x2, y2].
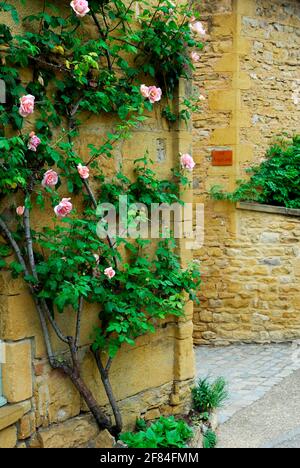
[195, 343, 300, 424]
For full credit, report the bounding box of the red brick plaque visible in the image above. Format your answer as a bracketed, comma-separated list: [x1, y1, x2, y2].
[212, 150, 233, 166]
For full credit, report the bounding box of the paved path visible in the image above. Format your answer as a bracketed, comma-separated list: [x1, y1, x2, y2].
[216, 369, 300, 448]
[195, 343, 300, 426]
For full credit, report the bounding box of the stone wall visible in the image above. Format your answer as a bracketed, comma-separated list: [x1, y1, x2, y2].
[0, 1, 195, 448]
[192, 0, 300, 345]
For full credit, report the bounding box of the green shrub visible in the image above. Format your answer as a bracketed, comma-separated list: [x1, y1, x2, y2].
[192, 377, 228, 414]
[120, 416, 193, 448]
[203, 430, 217, 449]
[210, 136, 300, 209]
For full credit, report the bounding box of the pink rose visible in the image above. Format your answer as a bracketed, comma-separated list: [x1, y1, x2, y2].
[140, 85, 162, 104]
[70, 0, 90, 17]
[104, 267, 116, 280]
[28, 132, 41, 152]
[148, 86, 162, 104]
[42, 169, 58, 188]
[77, 164, 90, 180]
[140, 85, 150, 98]
[181, 153, 196, 171]
[16, 206, 25, 216]
[19, 95, 35, 118]
[190, 21, 206, 37]
[191, 51, 200, 63]
[54, 198, 73, 218]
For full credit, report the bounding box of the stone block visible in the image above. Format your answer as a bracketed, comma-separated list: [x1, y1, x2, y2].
[0, 291, 45, 356]
[0, 403, 28, 431]
[212, 14, 236, 37]
[209, 90, 238, 111]
[2, 340, 33, 403]
[144, 408, 161, 421]
[94, 430, 116, 449]
[19, 412, 36, 440]
[0, 425, 17, 448]
[35, 415, 99, 448]
[209, 127, 237, 145]
[174, 337, 195, 381]
[34, 369, 81, 426]
[214, 54, 237, 72]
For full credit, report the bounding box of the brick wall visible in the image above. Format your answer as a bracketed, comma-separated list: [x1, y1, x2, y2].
[192, 0, 300, 345]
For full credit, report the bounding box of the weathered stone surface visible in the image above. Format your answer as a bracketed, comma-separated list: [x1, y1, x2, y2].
[0, 425, 17, 448]
[193, 0, 300, 346]
[2, 340, 33, 403]
[0, 403, 28, 431]
[144, 408, 161, 421]
[19, 412, 36, 440]
[94, 430, 116, 449]
[35, 415, 99, 448]
[210, 411, 219, 432]
[189, 426, 203, 449]
[34, 369, 81, 426]
[81, 326, 177, 411]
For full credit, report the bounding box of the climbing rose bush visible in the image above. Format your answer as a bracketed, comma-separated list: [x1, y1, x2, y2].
[0, 0, 203, 435]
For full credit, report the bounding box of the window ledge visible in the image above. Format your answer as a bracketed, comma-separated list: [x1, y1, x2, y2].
[237, 202, 300, 217]
[0, 402, 30, 431]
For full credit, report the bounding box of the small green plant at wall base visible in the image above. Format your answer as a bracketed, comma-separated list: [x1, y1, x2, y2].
[120, 416, 193, 448]
[203, 429, 217, 449]
[210, 136, 300, 209]
[192, 377, 228, 414]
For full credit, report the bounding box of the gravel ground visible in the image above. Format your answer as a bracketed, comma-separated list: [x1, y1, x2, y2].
[216, 369, 300, 448]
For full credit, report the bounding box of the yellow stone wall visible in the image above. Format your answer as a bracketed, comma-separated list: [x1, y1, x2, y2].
[0, 2, 195, 448]
[192, 0, 300, 345]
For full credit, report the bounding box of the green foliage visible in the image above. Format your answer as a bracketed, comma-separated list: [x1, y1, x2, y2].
[203, 429, 217, 449]
[34, 160, 201, 358]
[0, 0, 203, 128]
[210, 136, 300, 209]
[192, 377, 228, 414]
[120, 416, 193, 448]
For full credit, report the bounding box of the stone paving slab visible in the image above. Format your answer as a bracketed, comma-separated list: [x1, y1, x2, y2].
[195, 343, 300, 424]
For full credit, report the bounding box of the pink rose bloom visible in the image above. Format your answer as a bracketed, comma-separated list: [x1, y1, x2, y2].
[191, 51, 200, 63]
[19, 95, 35, 118]
[16, 206, 25, 216]
[181, 153, 196, 171]
[190, 21, 206, 37]
[54, 198, 73, 218]
[140, 84, 150, 98]
[148, 86, 162, 104]
[28, 132, 41, 152]
[42, 169, 58, 188]
[77, 164, 90, 180]
[70, 0, 90, 17]
[104, 267, 116, 280]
